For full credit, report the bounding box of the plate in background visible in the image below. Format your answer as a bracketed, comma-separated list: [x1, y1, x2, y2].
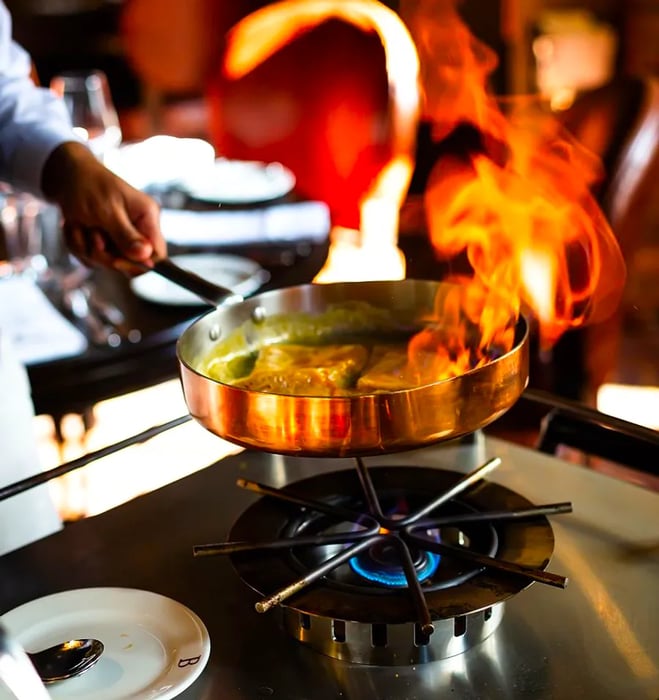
[181, 159, 296, 204]
[0, 587, 210, 700]
[131, 253, 269, 306]
[104, 136, 216, 190]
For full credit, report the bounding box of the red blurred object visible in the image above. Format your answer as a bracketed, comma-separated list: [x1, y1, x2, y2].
[120, 0, 246, 95]
[119, 0, 255, 137]
[207, 18, 392, 229]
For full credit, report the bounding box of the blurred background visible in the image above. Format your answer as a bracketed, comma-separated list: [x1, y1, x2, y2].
[4, 0, 658, 516]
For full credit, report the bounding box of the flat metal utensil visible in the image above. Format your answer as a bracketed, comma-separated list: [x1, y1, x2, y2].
[28, 638, 104, 684]
[144, 257, 243, 307]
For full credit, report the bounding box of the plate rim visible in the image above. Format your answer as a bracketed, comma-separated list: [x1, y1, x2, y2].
[181, 158, 296, 204]
[105, 136, 217, 191]
[0, 586, 211, 700]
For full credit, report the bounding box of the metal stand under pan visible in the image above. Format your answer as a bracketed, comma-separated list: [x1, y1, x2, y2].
[281, 597, 506, 666]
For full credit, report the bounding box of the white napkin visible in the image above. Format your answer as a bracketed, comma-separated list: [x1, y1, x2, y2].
[160, 200, 331, 247]
[0, 276, 88, 365]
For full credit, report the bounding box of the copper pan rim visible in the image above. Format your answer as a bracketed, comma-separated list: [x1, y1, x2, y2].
[176, 280, 530, 457]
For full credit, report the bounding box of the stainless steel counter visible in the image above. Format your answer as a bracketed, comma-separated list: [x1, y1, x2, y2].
[1, 433, 658, 699]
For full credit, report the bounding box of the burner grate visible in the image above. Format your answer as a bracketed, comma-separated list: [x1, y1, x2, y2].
[193, 457, 571, 664]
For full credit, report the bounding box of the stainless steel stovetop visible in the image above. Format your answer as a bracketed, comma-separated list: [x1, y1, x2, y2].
[191, 432, 659, 700]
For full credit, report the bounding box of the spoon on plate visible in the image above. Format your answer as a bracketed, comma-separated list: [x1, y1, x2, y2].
[28, 638, 105, 684]
[1, 625, 103, 698]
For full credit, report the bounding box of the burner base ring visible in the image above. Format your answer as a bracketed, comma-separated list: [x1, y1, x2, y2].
[282, 602, 505, 665]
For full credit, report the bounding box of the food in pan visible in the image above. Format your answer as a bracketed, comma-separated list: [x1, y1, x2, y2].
[202, 301, 414, 386]
[355, 344, 412, 392]
[200, 300, 509, 396]
[231, 344, 370, 396]
[208, 340, 418, 396]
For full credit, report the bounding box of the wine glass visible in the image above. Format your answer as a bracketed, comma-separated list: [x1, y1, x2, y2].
[50, 70, 123, 162]
[0, 185, 53, 279]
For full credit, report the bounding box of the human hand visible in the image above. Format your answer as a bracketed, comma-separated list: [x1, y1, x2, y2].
[41, 141, 167, 273]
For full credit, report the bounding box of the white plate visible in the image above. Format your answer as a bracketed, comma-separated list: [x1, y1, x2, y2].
[181, 158, 296, 204]
[104, 136, 216, 191]
[131, 253, 268, 306]
[0, 587, 210, 700]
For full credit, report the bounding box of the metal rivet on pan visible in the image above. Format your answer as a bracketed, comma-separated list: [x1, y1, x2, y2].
[251, 306, 267, 324]
[209, 325, 221, 341]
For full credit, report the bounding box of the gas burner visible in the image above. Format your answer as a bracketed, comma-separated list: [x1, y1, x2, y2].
[279, 481, 500, 595]
[194, 459, 571, 665]
[349, 537, 441, 587]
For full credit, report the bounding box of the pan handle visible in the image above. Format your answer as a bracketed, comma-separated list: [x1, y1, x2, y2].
[147, 257, 244, 307]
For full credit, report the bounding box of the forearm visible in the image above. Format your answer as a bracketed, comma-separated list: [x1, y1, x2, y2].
[41, 140, 104, 204]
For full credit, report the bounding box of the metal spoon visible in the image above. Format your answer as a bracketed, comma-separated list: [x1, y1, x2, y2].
[28, 638, 104, 684]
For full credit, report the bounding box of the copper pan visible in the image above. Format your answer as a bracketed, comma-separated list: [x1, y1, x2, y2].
[175, 279, 529, 457]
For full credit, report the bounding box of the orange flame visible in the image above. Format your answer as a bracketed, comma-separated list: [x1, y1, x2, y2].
[403, 0, 626, 349]
[406, 280, 517, 385]
[221, 0, 626, 384]
[314, 159, 412, 283]
[223, 1, 419, 160]
[400, 0, 507, 144]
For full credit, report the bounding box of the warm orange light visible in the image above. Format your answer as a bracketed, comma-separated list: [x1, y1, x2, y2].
[519, 248, 556, 330]
[423, 99, 625, 348]
[225, 0, 626, 385]
[315, 157, 412, 283]
[405, 280, 516, 384]
[224, 0, 420, 284]
[400, 0, 507, 144]
[224, 0, 419, 159]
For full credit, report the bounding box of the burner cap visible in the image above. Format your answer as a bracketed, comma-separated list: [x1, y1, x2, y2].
[349, 539, 440, 587]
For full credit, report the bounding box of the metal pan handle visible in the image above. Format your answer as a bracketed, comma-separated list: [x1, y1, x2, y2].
[148, 257, 244, 307]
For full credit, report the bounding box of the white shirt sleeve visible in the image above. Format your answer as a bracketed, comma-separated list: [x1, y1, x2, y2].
[0, 1, 80, 197]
